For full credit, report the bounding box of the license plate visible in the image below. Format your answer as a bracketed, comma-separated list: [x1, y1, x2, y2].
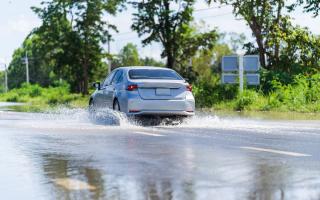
[156, 88, 171, 96]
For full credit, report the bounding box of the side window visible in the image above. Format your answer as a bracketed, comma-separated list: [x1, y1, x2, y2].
[103, 71, 116, 87]
[111, 70, 122, 85]
[116, 72, 124, 84]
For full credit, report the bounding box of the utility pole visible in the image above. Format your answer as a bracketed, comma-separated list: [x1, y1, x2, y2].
[25, 52, 29, 84]
[107, 35, 111, 74]
[4, 64, 8, 93]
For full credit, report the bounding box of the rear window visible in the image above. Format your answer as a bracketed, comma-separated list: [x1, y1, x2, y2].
[129, 69, 183, 80]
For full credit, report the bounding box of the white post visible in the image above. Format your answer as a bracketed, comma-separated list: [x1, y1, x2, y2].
[25, 52, 30, 84]
[107, 34, 111, 75]
[4, 64, 8, 93]
[239, 55, 244, 93]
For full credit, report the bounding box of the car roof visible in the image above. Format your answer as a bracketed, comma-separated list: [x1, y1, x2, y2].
[116, 66, 173, 71]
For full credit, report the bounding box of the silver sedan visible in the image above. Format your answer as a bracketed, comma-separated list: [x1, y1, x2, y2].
[89, 66, 195, 117]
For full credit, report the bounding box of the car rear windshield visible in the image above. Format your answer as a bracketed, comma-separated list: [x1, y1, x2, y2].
[129, 69, 183, 80]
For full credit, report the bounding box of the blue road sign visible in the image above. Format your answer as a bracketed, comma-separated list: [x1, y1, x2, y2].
[222, 74, 238, 84]
[222, 56, 238, 72]
[221, 55, 260, 86]
[245, 74, 260, 85]
[243, 55, 260, 72]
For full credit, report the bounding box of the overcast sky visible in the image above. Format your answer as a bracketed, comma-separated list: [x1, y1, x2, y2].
[0, 0, 319, 70]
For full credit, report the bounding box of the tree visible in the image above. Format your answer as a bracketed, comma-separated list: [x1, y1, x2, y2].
[118, 43, 141, 66]
[31, 0, 124, 94]
[228, 32, 246, 53]
[209, 0, 286, 69]
[140, 57, 165, 67]
[0, 71, 4, 93]
[292, 0, 320, 16]
[111, 43, 165, 69]
[131, 0, 218, 70]
[8, 35, 55, 89]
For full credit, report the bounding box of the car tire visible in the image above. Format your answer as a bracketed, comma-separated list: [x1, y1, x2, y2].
[89, 99, 95, 113]
[113, 99, 120, 111]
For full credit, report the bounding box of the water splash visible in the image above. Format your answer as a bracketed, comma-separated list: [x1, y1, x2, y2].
[24, 106, 139, 130]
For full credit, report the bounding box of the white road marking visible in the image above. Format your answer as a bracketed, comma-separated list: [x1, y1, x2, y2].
[54, 178, 96, 190]
[133, 131, 165, 137]
[240, 146, 311, 157]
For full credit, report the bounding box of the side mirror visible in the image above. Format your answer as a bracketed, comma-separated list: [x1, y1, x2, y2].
[184, 78, 189, 82]
[92, 82, 101, 90]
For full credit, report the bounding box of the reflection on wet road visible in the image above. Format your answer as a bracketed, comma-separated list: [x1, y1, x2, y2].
[0, 109, 320, 200]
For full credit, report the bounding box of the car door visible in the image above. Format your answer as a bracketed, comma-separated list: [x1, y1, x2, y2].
[104, 70, 122, 108]
[95, 71, 116, 108]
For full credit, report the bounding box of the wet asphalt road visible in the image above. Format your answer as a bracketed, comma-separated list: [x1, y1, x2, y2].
[0, 109, 320, 200]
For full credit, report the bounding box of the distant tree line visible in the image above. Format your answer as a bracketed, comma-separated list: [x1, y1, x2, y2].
[5, 0, 320, 95]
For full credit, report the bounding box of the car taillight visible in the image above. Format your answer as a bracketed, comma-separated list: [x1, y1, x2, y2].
[186, 84, 192, 92]
[127, 84, 138, 91]
[129, 110, 140, 113]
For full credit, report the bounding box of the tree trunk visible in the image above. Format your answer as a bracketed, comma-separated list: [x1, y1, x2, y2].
[274, 0, 283, 66]
[256, 35, 266, 69]
[166, 53, 175, 69]
[82, 62, 89, 95]
[249, 21, 267, 69]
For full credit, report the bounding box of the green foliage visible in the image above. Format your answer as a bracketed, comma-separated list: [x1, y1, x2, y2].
[211, 0, 287, 69]
[118, 43, 142, 66]
[265, 74, 320, 111]
[210, 74, 320, 112]
[193, 80, 238, 108]
[234, 90, 259, 111]
[266, 17, 320, 73]
[132, 0, 218, 71]
[185, 37, 238, 107]
[7, 35, 55, 89]
[0, 72, 4, 93]
[111, 43, 165, 69]
[292, 0, 320, 17]
[20, 0, 125, 94]
[140, 57, 165, 67]
[0, 84, 87, 111]
[4, 0, 320, 115]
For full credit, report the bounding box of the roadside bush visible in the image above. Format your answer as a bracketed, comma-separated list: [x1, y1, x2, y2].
[267, 74, 320, 111]
[193, 77, 237, 108]
[5, 93, 20, 102]
[234, 90, 259, 111]
[0, 83, 87, 111]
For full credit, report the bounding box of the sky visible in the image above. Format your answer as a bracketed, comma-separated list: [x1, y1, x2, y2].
[0, 0, 319, 70]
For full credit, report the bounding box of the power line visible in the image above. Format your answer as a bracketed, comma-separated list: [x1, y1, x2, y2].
[198, 12, 233, 19]
[0, 63, 8, 93]
[112, 5, 233, 37]
[194, 4, 230, 12]
[113, 12, 233, 39]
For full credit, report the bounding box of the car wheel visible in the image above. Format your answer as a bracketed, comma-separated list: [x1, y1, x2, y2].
[113, 99, 120, 111]
[89, 99, 95, 113]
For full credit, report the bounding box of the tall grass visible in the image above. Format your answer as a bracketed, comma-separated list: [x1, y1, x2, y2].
[0, 83, 88, 112]
[195, 74, 320, 112]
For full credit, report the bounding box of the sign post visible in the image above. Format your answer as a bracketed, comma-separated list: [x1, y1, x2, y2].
[4, 64, 8, 93]
[221, 55, 260, 91]
[238, 55, 244, 93]
[25, 52, 29, 84]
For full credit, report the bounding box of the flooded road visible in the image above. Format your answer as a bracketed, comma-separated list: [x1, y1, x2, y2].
[0, 109, 320, 200]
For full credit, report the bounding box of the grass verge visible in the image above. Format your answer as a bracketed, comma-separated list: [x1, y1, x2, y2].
[0, 83, 88, 112]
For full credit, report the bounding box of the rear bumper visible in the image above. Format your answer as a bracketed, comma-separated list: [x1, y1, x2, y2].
[126, 98, 195, 116]
[127, 110, 195, 116]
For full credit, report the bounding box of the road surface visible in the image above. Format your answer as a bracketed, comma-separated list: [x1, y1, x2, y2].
[0, 108, 320, 200]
